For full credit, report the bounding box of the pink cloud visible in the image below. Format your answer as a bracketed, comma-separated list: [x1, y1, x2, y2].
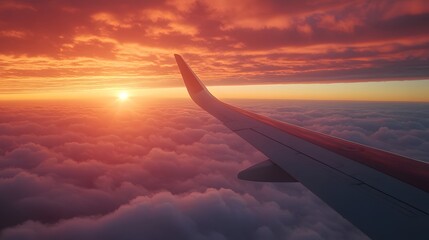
[0, 99, 384, 239]
[0, 188, 365, 240]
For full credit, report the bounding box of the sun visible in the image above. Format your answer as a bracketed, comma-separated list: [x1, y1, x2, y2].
[117, 91, 129, 101]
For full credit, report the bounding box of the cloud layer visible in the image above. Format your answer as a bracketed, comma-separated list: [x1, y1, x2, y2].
[1, 0, 429, 93]
[1, 99, 428, 239]
[234, 99, 429, 161]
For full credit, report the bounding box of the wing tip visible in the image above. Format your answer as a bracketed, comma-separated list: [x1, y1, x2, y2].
[174, 54, 206, 96]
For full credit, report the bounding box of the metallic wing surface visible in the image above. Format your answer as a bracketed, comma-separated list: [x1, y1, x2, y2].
[174, 54, 429, 240]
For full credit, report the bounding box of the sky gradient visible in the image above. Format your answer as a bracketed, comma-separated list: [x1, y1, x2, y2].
[1, 0, 429, 100]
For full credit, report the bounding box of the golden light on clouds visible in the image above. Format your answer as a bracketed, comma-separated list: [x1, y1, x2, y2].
[208, 80, 429, 102]
[0, 0, 428, 101]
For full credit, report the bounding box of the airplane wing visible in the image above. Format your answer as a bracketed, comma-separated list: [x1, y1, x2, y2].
[174, 54, 429, 240]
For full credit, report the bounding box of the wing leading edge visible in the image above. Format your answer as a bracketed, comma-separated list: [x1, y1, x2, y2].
[174, 54, 429, 240]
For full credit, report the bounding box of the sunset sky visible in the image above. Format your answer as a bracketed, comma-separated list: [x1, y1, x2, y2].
[1, 1, 429, 240]
[1, 0, 429, 101]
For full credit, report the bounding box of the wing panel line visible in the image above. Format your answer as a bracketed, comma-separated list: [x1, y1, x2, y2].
[225, 102, 429, 193]
[238, 127, 428, 216]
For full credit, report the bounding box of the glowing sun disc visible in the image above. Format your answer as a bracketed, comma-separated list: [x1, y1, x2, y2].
[118, 91, 129, 101]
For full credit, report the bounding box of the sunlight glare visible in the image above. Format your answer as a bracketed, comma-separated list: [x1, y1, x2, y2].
[118, 91, 129, 101]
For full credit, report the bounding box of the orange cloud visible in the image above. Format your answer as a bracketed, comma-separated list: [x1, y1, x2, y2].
[382, 0, 429, 19]
[92, 12, 122, 27]
[0, 0, 35, 11]
[317, 14, 361, 33]
[0, 0, 428, 97]
[0, 30, 28, 38]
